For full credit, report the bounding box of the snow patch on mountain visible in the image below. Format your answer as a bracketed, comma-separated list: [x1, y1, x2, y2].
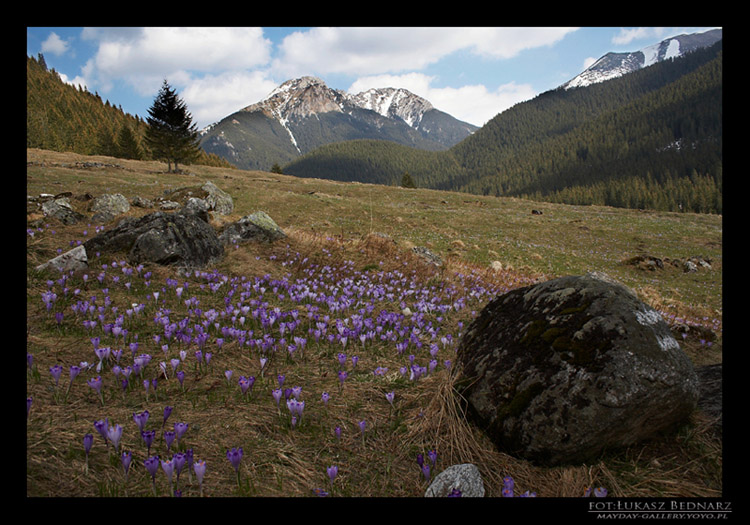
[562, 29, 721, 90]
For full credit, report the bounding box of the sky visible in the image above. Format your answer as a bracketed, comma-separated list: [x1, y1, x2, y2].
[26, 26, 720, 130]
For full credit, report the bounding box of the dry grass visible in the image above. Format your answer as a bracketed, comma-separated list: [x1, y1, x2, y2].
[26, 149, 723, 501]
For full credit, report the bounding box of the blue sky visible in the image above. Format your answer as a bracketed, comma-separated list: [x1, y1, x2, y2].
[27, 27, 719, 129]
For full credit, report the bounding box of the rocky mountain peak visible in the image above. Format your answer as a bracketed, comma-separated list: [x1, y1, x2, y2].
[349, 87, 434, 128]
[242, 76, 347, 121]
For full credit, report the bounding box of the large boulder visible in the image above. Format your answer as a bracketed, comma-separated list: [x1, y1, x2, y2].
[456, 272, 699, 466]
[83, 210, 224, 269]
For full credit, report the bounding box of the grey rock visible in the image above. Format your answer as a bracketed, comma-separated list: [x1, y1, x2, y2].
[219, 211, 286, 245]
[83, 211, 223, 269]
[456, 272, 699, 466]
[412, 246, 442, 267]
[41, 198, 85, 225]
[425, 464, 485, 497]
[131, 196, 154, 208]
[90, 193, 130, 217]
[35, 245, 88, 273]
[201, 181, 233, 215]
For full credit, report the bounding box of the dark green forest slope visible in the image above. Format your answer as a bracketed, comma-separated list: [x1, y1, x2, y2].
[26, 55, 233, 168]
[284, 42, 722, 214]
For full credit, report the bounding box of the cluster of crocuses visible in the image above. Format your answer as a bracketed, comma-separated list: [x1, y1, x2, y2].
[31, 232, 548, 496]
[81, 407, 207, 497]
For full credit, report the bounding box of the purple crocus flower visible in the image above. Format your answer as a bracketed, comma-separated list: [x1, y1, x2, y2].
[427, 449, 438, 467]
[321, 391, 330, 407]
[121, 451, 132, 478]
[49, 364, 63, 387]
[385, 391, 395, 406]
[164, 430, 176, 452]
[133, 410, 150, 432]
[194, 459, 206, 495]
[83, 433, 94, 456]
[272, 388, 282, 408]
[142, 430, 155, 455]
[327, 465, 338, 485]
[107, 424, 123, 452]
[144, 456, 159, 481]
[94, 418, 109, 444]
[162, 406, 173, 428]
[174, 422, 189, 443]
[226, 447, 243, 477]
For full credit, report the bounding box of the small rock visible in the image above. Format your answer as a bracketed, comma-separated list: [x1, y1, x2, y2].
[425, 464, 485, 497]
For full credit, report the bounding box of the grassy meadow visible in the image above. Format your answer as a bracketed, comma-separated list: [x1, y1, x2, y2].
[26, 148, 722, 500]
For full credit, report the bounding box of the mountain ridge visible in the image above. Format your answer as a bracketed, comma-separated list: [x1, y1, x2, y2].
[562, 28, 722, 89]
[199, 76, 478, 170]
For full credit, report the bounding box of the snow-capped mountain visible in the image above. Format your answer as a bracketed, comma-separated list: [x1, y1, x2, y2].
[562, 28, 722, 90]
[199, 76, 477, 171]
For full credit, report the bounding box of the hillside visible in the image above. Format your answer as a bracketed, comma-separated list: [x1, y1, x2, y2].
[284, 41, 722, 214]
[26, 148, 722, 500]
[26, 54, 235, 169]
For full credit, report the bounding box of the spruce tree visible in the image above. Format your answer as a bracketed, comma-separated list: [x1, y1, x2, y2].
[145, 80, 200, 172]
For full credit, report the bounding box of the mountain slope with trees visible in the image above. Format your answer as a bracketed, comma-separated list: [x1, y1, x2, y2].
[284, 41, 722, 213]
[26, 55, 233, 169]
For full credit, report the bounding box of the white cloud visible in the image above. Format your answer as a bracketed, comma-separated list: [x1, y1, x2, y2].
[273, 27, 578, 77]
[81, 27, 273, 96]
[612, 27, 666, 46]
[348, 73, 536, 126]
[181, 70, 280, 128]
[582, 56, 598, 70]
[41, 32, 70, 57]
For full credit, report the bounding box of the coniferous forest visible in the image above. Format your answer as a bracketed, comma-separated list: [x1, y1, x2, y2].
[284, 41, 722, 214]
[26, 55, 233, 169]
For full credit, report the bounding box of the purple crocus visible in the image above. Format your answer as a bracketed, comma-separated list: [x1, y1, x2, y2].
[83, 433, 93, 471]
[144, 455, 160, 495]
[94, 418, 109, 444]
[133, 410, 150, 432]
[164, 430, 176, 452]
[385, 391, 395, 406]
[162, 406, 173, 428]
[174, 422, 189, 444]
[194, 459, 206, 496]
[107, 423, 123, 452]
[327, 465, 338, 485]
[321, 391, 330, 407]
[161, 456, 175, 493]
[141, 430, 155, 455]
[227, 447, 243, 487]
[121, 451, 132, 479]
[49, 364, 63, 387]
[87, 375, 104, 405]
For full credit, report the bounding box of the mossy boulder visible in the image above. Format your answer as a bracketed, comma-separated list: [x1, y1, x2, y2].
[456, 272, 699, 466]
[219, 211, 286, 245]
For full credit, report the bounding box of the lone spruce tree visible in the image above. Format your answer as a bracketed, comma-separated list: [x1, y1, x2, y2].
[145, 80, 200, 172]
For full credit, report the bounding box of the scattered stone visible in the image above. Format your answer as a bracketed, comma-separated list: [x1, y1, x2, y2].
[490, 261, 503, 272]
[425, 464, 485, 497]
[35, 245, 88, 273]
[412, 246, 442, 267]
[219, 211, 286, 245]
[41, 197, 85, 225]
[531, 209, 543, 215]
[89, 193, 130, 223]
[131, 196, 154, 208]
[456, 272, 699, 466]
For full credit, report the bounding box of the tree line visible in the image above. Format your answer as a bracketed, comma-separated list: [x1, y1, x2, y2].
[27, 54, 233, 170]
